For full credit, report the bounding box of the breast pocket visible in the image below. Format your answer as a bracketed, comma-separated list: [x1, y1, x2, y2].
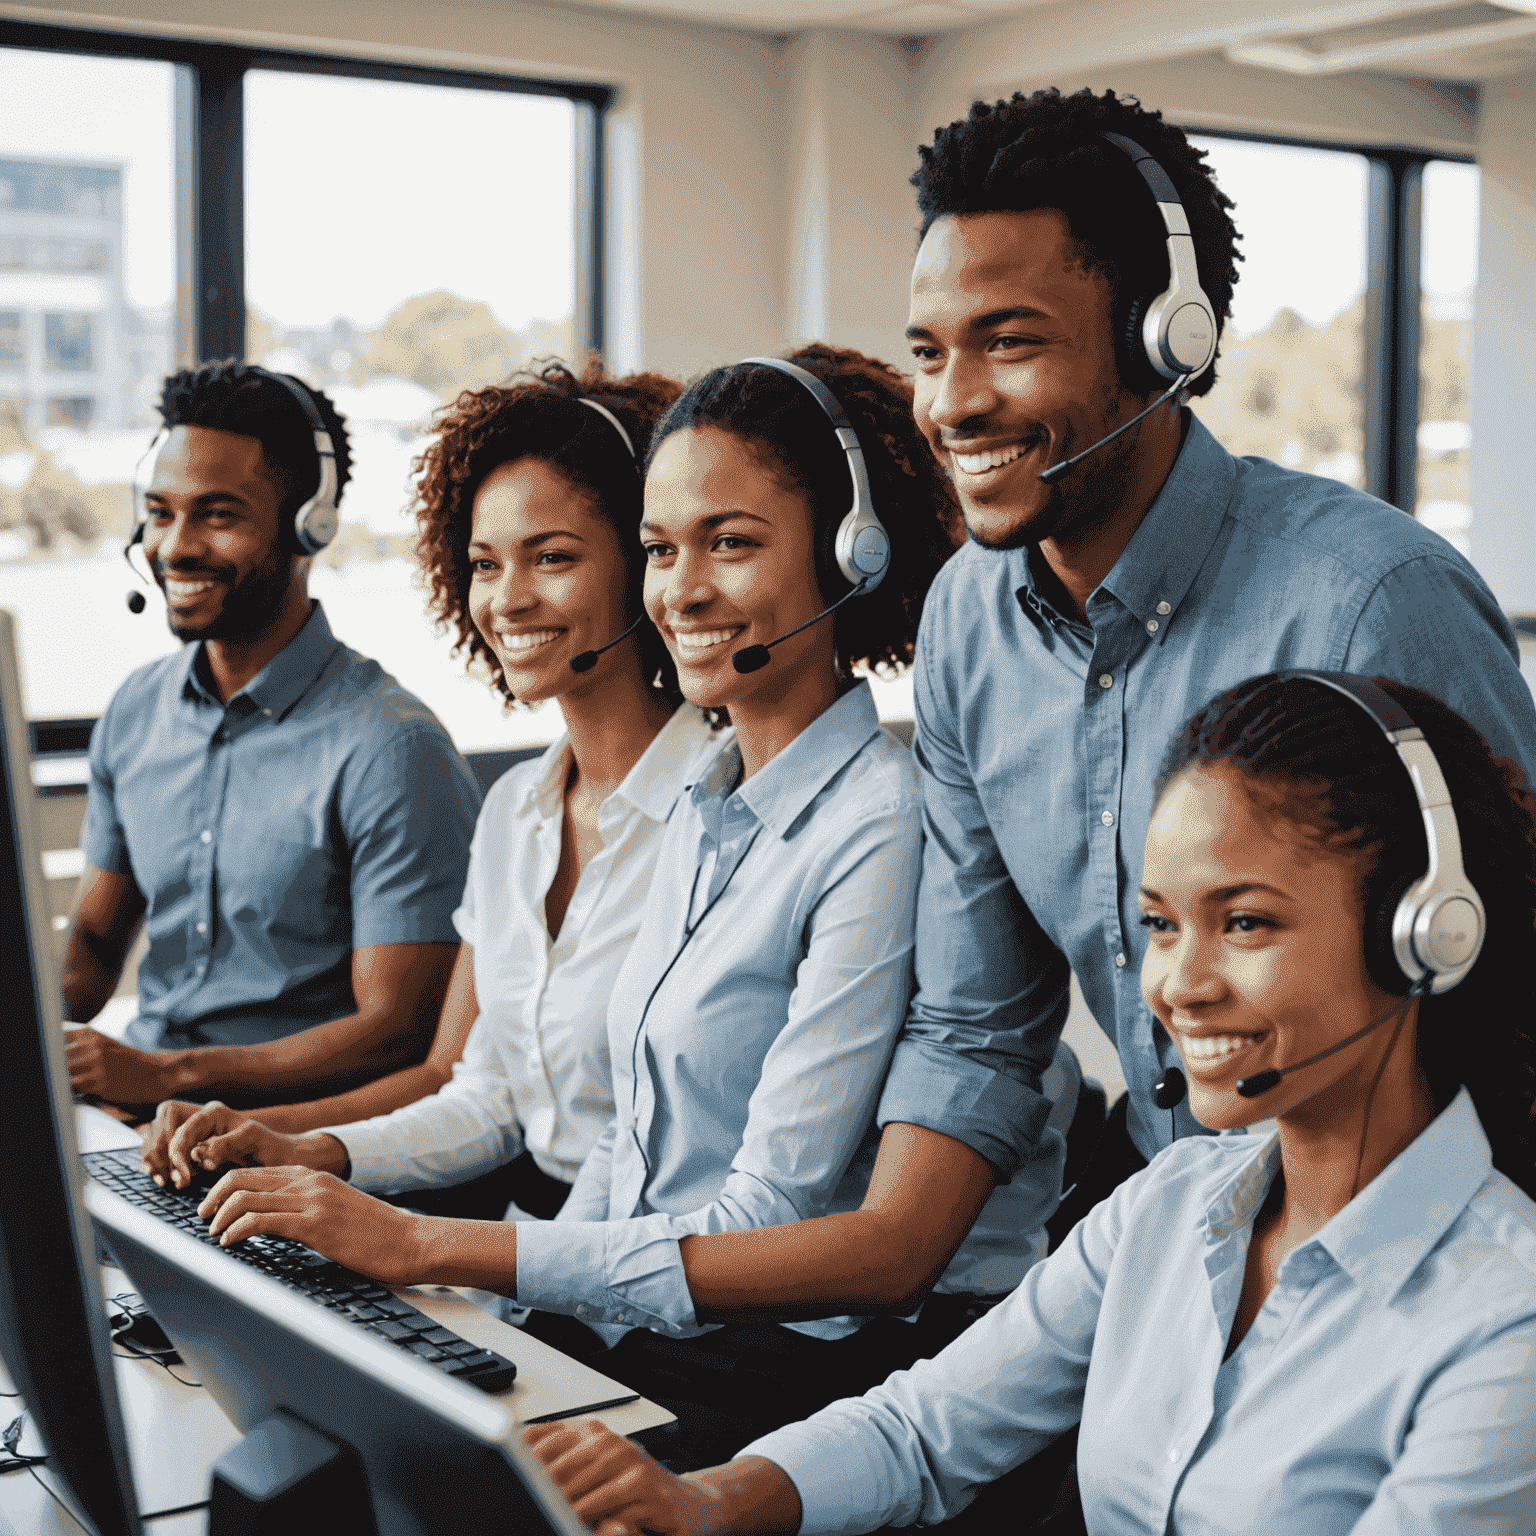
[225, 831, 349, 948]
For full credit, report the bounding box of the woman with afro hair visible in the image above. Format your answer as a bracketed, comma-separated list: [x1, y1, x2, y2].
[142, 358, 724, 1229]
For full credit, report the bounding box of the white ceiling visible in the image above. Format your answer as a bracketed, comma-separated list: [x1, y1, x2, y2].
[556, 0, 1536, 80]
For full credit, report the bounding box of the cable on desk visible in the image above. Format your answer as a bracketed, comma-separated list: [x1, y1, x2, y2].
[27, 1464, 91, 1533]
[141, 1498, 212, 1520]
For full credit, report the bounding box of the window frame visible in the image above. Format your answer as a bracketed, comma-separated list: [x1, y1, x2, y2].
[1185, 125, 1472, 514]
[0, 17, 612, 366]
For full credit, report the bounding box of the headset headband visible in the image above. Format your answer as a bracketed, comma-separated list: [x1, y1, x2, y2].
[576, 396, 637, 461]
[740, 357, 890, 592]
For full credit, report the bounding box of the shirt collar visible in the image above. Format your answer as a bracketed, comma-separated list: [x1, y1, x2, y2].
[1311, 1086, 1492, 1306]
[697, 680, 881, 840]
[1095, 412, 1236, 635]
[180, 601, 344, 720]
[1013, 412, 1237, 638]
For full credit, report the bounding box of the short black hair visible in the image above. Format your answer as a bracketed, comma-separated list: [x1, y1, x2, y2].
[648, 343, 958, 679]
[912, 88, 1241, 397]
[157, 360, 353, 520]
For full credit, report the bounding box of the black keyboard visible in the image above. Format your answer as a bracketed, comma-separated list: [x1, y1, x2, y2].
[84, 1148, 517, 1394]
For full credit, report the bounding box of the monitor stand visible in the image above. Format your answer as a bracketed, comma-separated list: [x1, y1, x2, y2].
[209, 1410, 375, 1536]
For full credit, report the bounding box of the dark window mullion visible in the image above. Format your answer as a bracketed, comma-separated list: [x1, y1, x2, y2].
[1362, 151, 1424, 512]
[194, 53, 247, 362]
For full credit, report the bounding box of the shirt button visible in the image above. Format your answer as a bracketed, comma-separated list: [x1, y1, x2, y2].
[196, 922, 207, 934]
[1115, 952, 1126, 968]
[1146, 618, 1159, 634]
[200, 829, 212, 844]
[576, 1304, 586, 1317]
[1168, 1447, 1180, 1463]
[1098, 673, 1113, 689]
[1101, 810, 1114, 827]
[1157, 600, 1171, 615]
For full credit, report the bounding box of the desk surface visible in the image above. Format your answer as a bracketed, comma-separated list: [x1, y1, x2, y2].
[0, 1108, 671, 1533]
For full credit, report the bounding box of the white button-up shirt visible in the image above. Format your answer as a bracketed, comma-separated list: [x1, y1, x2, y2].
[332, 704, 726, 1191]
[747, 1088, 1536, 1534]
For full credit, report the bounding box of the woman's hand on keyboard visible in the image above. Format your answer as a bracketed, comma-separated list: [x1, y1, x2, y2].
[140, 1100, 349, 1190]
[197, 1166, 422, 1284]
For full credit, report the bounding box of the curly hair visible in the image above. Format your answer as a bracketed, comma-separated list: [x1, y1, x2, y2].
[646, 344, 958, 679]
[413, 358, 682, 707]
[1154, 673, 1536, 1201]
[911, 88, 1242, 397]
[157, 359, 353, 526]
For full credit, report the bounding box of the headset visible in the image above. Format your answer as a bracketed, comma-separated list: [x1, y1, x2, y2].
[125, 368, 341, 610]
[1036, 135, 1219, 486]
[1101, 131, 1218, 389]
[726, 358, 892, 674]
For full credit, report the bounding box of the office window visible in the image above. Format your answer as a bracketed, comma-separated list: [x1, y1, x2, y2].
[0, 27, 601, 741]
[0, 45, 181, 718]
[44, 311, 94, 370]
[1417, 160, 1477, 557]
[244, 69, 579, 749]
[1189, 137, 1370, 489]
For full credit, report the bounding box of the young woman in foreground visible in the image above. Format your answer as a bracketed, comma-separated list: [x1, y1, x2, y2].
[178, 345, 962, 1457]
[528, 672, 1536, 1534]
[142, 360, 723, 1221]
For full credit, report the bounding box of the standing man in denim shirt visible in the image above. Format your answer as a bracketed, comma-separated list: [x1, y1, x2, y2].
[64, 362, 480, 1117]
[864, 86, 1536, 1229]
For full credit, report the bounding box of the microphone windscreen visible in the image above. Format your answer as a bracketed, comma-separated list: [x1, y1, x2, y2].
[1152, 1067, 1186, 1110]
[1236, 1069, 1282, 1099]
[732, 644, 771, 674]
[126, 589, 146, 614]
[1037, 459, 1075, 486]
[568, 650, 599, 673]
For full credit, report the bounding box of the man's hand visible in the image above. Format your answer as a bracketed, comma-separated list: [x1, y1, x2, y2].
[198, 1167, 423, 1285]
[526, 1422, 731, 1536]
[139, 1100, 347, 1189]
[68, 1027, 176, 1110]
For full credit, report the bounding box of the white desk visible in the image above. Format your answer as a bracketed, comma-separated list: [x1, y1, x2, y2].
[0, 1108, 670, 1533]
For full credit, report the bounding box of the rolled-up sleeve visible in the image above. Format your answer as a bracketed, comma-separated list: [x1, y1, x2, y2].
[876, 623, 1064, 1179]
[514, 799, 920, 1334]
[341, 725, 481, 948]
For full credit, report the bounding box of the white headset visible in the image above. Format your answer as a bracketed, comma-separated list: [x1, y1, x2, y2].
[740, 357, 892, 592]
[1100, 132, 1218, 385]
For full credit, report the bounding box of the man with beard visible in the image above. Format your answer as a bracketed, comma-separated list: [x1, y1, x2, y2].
[63, 361, 479, 1116]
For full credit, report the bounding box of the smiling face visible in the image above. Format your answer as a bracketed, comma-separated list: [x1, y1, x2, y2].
[907, 208, 1156, 551]
[641, 425, 833, 716]
[1139, 765, 1414, 1133]
[142, 424, 298, 642]
[466, 456, 635, 705]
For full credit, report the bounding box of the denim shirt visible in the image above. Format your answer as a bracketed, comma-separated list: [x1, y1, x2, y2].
[877, 414, 1536, 1187]
[82, 602, 481, 1048]
[749, 1089, 1536, 1535]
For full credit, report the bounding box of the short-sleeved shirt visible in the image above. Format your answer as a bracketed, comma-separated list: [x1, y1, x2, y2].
[877, 413, 1536, 1209]
[82, 602, 481, 1049]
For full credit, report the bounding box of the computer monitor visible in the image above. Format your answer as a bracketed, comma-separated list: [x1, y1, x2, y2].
[0, 608, 142, 1536]
[0, 609, 587, 1536]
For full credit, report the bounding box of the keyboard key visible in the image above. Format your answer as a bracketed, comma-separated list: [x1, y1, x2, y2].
[442, 1340, 481, 1357]
[372, 1320, 418, 1342]
[420, 1326, 459, 1346]
[406, 1341, 447, 1361]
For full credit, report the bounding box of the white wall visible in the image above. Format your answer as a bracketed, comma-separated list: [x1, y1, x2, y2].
[1469, 72, 1536, 617]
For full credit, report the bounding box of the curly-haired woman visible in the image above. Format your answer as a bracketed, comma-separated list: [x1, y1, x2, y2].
[176, 344, 994, 1461]
[142, 358, 724, 1225]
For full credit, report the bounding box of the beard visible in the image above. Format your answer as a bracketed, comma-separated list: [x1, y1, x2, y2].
[157, 543, 294, 643]
[963, 410, 1145, 555]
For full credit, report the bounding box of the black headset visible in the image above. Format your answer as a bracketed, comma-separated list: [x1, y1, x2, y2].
[128, 367, 341, 560]
[1100, 132, 1218, 392]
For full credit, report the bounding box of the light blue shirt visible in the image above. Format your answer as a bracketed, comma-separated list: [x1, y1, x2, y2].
[82, 602, 481, 1049]
[878, 414, 1536, 1186]
[747, 1088, 1536, 1535]
[514, 682, 921, 1342]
